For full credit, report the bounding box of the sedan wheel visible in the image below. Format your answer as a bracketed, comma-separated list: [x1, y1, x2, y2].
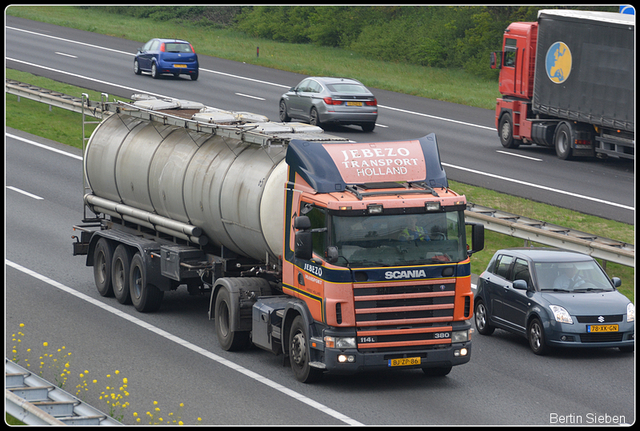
[279, 100, 291, 122]
[133, 59, 141, 75]
[309, 107, 321, 127]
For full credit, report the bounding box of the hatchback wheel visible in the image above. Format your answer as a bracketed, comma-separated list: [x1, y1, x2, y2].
[151, 63, 159, 79]
[133, 59, 141, 75]
[528, 318, 548, 355]
[474, 300, 494, 335]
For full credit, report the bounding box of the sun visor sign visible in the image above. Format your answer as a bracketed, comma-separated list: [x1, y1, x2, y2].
[322, 140, 426, 183]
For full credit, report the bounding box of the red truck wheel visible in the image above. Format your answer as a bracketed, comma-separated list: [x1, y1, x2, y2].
[499, 112, 521, 149]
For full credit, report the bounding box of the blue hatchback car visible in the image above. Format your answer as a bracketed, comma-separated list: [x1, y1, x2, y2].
[474, 248, 634, 355]
[134, 38, 199, 80]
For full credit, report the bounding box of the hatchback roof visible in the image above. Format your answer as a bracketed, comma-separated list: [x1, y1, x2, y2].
[497, 247, 595, 263]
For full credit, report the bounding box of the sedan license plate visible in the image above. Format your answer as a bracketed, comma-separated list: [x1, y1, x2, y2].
[174, 64, 187, 68]
[346, 101, 363, 106]
[388, 357, 421, 367]
[588, 324, 618, 333]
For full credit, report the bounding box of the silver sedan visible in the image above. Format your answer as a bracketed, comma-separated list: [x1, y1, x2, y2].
[279, 77, 378, 132]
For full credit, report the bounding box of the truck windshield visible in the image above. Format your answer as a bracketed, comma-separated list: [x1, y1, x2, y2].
[330, 211, 467, 267]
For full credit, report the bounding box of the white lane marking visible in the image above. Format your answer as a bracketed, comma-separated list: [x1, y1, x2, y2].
[235, 92, 266, 101]
[5, 260, 364, 426]
[55, 51, 78, 58]
[442, 162, 634, 211]
[496, 150, 543, 162]
[7, 133, 83, 160]
[7, 186, 44, 200]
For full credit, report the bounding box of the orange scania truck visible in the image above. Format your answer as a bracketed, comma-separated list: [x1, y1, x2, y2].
[73, 97, 484, 382]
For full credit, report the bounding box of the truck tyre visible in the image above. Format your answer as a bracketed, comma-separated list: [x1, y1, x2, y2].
[498, 112, 520, 149]
[289, 315, 323, 383]
[112, 244, 133, 304]
[474, 299, 495, 335]
[554, 122, 573, 160]
[279, 100, 291, 122]
[93, 238, 115, 297]
[129, 252, 163, 312]
[422, 364, 452, 377]
[215, 288, 250, 351]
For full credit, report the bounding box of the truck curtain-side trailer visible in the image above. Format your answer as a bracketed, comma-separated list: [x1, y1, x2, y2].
[73, 97, 484, 382]
[491, 9, 634, 160]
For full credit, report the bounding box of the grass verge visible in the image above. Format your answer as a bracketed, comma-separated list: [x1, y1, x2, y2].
[5, 68, 634, 301]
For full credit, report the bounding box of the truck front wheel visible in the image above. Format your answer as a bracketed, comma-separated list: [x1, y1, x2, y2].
[289, 316, 323, 383]
[129, 253, 163, 312]
[499, 112, 521, 149]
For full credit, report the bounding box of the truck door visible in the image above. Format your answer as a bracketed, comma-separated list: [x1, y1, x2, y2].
[499, 37, 519, 97]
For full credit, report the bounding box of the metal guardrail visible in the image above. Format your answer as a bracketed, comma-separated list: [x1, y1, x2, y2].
[6, 79, 634, 267]
[6, 358, 122, 425]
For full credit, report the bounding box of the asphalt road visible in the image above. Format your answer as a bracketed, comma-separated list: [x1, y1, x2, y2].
[5, 128, 635, 427]
[5, 15, 635, 426]
[5, 15, 635, 225]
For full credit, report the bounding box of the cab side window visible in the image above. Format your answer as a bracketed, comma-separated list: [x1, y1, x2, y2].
[305, 205, 327, 256]
[504, 38, 517, 68]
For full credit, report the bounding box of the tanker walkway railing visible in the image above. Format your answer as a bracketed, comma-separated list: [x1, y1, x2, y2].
[6, 358, 123, 425]
[6, 78, 635, 267]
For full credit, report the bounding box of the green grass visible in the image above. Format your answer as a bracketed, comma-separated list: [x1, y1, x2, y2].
[6, 5, 500, 110]
[5, 7, 634, 302]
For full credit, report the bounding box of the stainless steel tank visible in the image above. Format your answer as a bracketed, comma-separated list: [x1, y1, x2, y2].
[84, 113, 287, 261]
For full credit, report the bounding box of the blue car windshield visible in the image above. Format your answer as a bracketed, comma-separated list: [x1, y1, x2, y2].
[534, 260, 614, 292]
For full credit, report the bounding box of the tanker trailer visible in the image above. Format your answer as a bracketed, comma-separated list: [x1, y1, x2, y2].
[73, 97, 484, 382]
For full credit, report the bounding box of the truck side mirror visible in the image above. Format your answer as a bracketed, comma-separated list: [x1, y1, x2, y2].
[466, 222, 484, 255]
[294, 216, 313, 260]
[325, 246, 339, 264]
[490, 52, 502, 70]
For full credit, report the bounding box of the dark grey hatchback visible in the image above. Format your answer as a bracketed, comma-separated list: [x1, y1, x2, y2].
[474, 248, 634, 355]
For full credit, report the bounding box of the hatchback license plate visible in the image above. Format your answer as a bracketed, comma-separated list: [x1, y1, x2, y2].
[346, 101, 363, 106]
[174, 64, 187, 68]
[588, 324, 618, 333]
[388, 357, 421, 367]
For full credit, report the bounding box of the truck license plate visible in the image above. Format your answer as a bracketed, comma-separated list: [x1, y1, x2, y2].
[588, 324, 618, 333]
[388, 357, 421, 367]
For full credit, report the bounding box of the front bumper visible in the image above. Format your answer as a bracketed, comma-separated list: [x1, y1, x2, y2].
[545, 320, 634, 349]
[318, 342, 471, 375]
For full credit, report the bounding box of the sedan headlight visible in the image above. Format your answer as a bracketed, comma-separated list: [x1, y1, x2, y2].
[627, 303, 635, 322]
[549, 305, 573, 324]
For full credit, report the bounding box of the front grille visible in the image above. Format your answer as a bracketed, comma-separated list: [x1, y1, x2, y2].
[580, 332, 624, 343]
[576, 315, 623, 324]
[354, 280, 456, 352]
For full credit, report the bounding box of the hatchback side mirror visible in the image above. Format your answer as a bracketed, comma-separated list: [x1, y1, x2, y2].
[512, 279, 528, 290]
[611, 277, 622, 288]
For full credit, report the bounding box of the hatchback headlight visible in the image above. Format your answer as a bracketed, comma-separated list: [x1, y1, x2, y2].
[550, 305, 573, 324]
[627, 303, 635, 322]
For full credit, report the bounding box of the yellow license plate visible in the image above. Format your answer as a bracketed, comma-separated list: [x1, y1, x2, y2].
[346, 101, 363, 106]
[174, 64, 187, 68]
[388, 357, 421, 367]
[588, 324, 618, 333]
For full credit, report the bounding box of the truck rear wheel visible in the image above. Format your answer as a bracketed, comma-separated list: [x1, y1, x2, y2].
[554, 122, 574, 160]
[289, 316, 323, 383]
[214, 288, 250, 351]
[93, 238, 115, 297]
[112, 244, 133, 304]
[129, 252, 163, 312]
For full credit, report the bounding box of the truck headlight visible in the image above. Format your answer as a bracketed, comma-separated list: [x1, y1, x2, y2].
[550, 305, 573, 324]
[452, 330, 470, 343]
[627, 303, 635, 322]
[324, 336, 356, 349]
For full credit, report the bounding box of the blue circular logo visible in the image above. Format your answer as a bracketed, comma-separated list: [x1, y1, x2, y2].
[545, 41, 572, 84]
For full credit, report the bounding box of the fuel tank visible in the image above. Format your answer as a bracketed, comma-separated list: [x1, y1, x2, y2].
[84, 113, 287, 261]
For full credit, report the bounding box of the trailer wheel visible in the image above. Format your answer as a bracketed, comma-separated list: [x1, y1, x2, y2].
[498, 112, 520, 149]
[129, 252, 163, 312]
[93, 238, 115, 297]
[289, 315, 323, 383]
[215, 288, 250, 351]
[112, 244, 133, 304]
[554, 122, 573, 160]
